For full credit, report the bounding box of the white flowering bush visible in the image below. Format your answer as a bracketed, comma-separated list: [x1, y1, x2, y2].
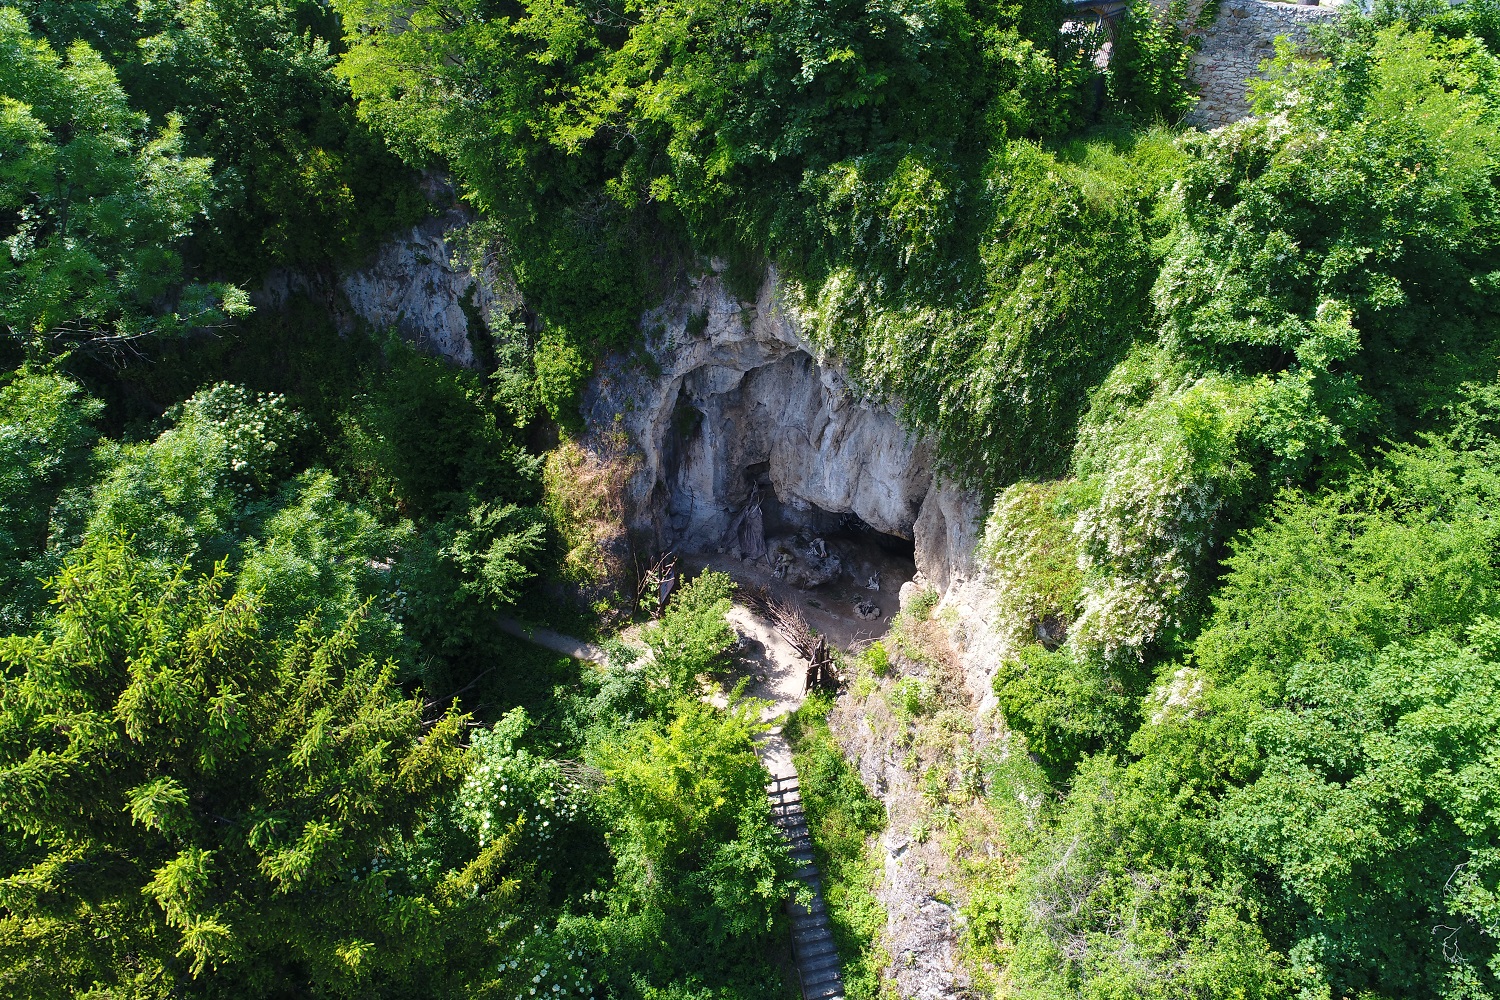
[171, 382, 309, 492]
[455, 708, 587, 860]
[1067, 346, 1264, 663]
[500, 923, 598, 1000]
[980, 479, 1084, 649]
[85, 383, 314, 567]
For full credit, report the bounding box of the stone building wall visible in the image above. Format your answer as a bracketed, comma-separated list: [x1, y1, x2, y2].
[1184, 0, 1342, 127]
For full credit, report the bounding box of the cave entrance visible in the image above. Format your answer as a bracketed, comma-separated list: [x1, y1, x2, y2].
[726, 463, 916, 625]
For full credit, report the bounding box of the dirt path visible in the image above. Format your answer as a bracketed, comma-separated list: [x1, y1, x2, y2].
[683, 551, 901, 651]
[496, 616, 609, 664]
[500, 578, 886, 779]
[721, 603, 808, 777]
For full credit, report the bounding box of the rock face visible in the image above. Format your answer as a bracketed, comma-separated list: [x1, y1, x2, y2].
[579, 266, 1016, 1000]
[279, 225, 1012, 999]
[338, 210, 516, 366]
[581, 266, 983, 596]
[254, 209, 989, 622]
[254, 205, 516, 368]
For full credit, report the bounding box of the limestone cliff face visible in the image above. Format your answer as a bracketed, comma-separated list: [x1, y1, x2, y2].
[254, 207, 515, 368]
[338, 211, 513, 366]
[287, 221, 1013, 999]
[259, 213, 1007, 699]
[580, 269, 1022, 1000]
[581, 265, 983, 600]
[256, 203, 982, 604]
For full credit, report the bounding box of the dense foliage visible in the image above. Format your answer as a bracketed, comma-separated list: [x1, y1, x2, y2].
[330, 0, 1121, 412]
[0, 5, 803, 982]
[956, 5, 1500, 999]
[0, 540, 502, 997]
[16, 0, 422, 277]
[7, 0, 1500, 997]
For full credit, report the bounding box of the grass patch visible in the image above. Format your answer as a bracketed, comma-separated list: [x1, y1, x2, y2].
[784, 691, 889, 1000]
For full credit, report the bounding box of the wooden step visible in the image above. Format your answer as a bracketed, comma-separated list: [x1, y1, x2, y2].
[802, 972, 843, 994]
[789, 898, 826, 917]
[794, 926, 833, 946]
[766, 764, 843, 1000]
[792, 935, 840, 959]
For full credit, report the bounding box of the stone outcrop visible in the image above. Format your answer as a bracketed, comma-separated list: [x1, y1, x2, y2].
[827, 612, 1012, 1000]
[581, 265, 983, 598]
[253, 213, 997, 666]
[576, 267, 1014, 1000]
[278, 221, 1014, 998]
[253, 202, 517, 368]
[339, 210, 518, 366]
[1185, 0, 1342, 128]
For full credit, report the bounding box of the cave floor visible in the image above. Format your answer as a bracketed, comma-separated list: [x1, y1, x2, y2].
[680, 542, 910, 654]
[684, 534, 915, 778]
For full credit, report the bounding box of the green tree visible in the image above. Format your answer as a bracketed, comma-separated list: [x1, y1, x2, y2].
[1107, 0, 1199, 123]
[338, 341, 541, 521]
[18, 0, 423, 275]
[0, 9, 248, 358]
[234, 470, 409, 655]
[594, 699, 796, 956]
[990, 643, 1138, 778]
[0, 538, 532, 998]
[642, 570, 737, 694]
[0, 368, 99, 629]
[331, 0, 1105, 375]
[1220, 629, 1500, 997]
[992, 424, 1500, 999]
[1159, 23, 1500, 457]
[84, 384, 311, 570]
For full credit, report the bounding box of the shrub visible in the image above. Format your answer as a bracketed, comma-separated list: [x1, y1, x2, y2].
[0, 369, 101, 627]
[339, 340, 540, 519]
[991, 645, 1137, 778]
[1108, 0, 1200, 123]
[643, 570, 737, 693]
[542, 435, 636, 594]
[980, 479, 1084, 648]
[534, 332, 591, 429]
[169, 382, 310, 492]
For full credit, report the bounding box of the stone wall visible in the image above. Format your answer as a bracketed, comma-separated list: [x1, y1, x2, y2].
[1185, 0, 1341, 128]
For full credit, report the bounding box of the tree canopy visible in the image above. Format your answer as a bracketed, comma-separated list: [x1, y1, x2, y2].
[5, 0, 1500, 998]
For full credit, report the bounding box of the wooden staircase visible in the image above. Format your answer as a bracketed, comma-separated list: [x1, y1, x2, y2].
[767, 773, 846, 1000]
